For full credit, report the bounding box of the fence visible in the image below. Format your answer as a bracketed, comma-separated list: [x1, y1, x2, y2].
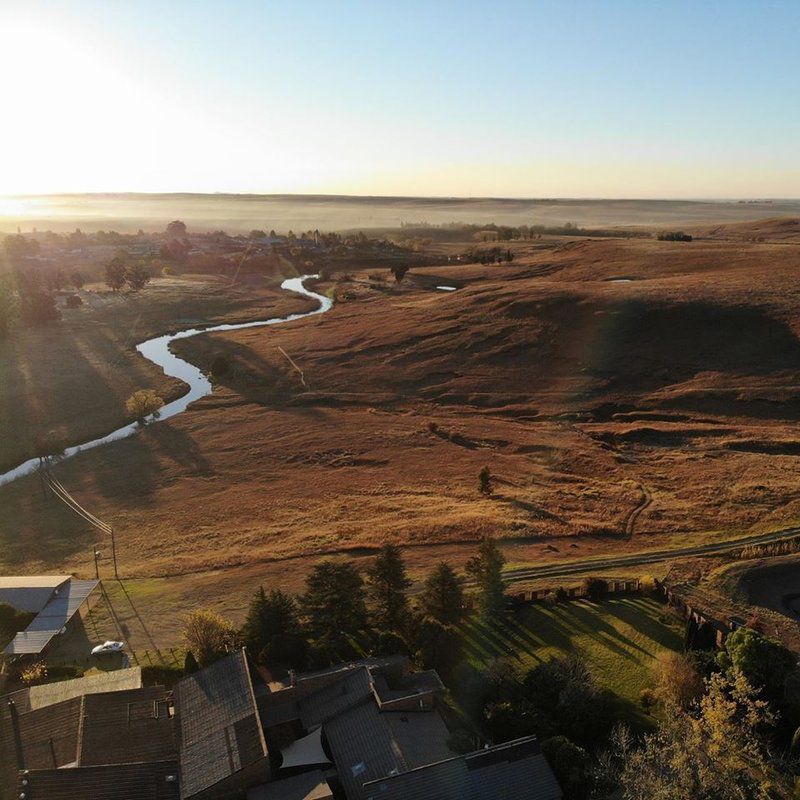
[507, 578, 641, 606]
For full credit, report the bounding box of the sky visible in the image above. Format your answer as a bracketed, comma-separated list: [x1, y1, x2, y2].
[0, 0, 799, 199]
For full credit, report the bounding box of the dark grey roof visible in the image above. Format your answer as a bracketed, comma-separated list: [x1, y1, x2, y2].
[298, 666, 373, 728]
[79, 686, 177, 766]
[383, 711, 453, 769]
[362, 737, 562, 800]
[324, 699, 406, 800]
[3, 579, 99, 655]
[18, 759, 180, 800]
[173, 650, 268, 800]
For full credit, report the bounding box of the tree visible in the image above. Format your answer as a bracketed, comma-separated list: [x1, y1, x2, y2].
[478, 465, 493, 495]
[540, 736, 592, 800]
[416, 617, 462, 678]
[466, 536, 506, 615]
[183, 650, 199, 674]
[0, 277, 17, 338]
[166, 220, 187, 238]
[183, 609, 236, 667]
[14, 267, 59, 325]
[126, 389, 164, 423]
[419, 562, 464, 625]
[366, 544, 411, 632]
[240, 586, 307, 670]
[125, 262, 151, 291]
[105, 257, 127, 291]
[299, 561, 368, 648]
[718, 626, 795, 704]
[249, 229, 266, 239]
[617, 670, 782, 800]
[391, 265, 409, 283]
[652, 651, 703, 709]
[70, 271, 85, 290]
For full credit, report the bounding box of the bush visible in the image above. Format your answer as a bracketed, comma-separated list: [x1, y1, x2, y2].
[142, 664, 184, 688]
[657, 231, 693, 242]
[582, 577, 608, 601]
[21, 662, 47, 685]
[372, 630, 411, 657]
[126, 389, 164, 423]
[65, 294, 82, 308]
[640, 687, 657, 712]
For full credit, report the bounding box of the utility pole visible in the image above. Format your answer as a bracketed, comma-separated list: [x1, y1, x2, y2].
[93, 546, 101, 580]
[111, 527, 119, 580]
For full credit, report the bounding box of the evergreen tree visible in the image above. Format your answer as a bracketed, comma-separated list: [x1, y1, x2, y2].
[300, 561, 368, 648]
[466, 536, 506, 615]
[420, 561, 464, 625]
[240, 586, 307, 669]
[478, 466, 493, 495]
[367, 544, 411, 632]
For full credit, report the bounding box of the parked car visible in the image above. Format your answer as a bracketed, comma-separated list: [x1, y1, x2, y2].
[91, 641, 125, 655]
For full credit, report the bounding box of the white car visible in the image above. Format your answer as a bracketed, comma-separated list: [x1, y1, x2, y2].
[91, 641, 125, 655]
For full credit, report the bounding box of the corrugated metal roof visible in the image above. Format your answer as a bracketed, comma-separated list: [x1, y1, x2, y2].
[3, 579, 99, 655]
[0, 576, 70, 613]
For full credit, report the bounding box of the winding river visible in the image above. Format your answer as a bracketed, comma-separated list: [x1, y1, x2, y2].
[0, 275, 332, 488]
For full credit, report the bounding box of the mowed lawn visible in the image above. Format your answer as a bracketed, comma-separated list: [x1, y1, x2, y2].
[458, 596, 683, 726]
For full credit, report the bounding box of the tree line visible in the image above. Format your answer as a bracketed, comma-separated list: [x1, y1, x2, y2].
[183, 536, 507, 678]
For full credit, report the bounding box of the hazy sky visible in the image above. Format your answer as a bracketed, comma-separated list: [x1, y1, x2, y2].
[1, 0, 799, 198]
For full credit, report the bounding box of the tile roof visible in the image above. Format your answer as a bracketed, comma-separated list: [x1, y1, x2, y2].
[324, 699, 407, 800]
[246, 770, 333, 800]
[362, 736, 562, 800]
[298, 666, 373, 728]
[173, 650, 268, 799]
[79, 686, 177, 766]
[18, 759, 180, 800]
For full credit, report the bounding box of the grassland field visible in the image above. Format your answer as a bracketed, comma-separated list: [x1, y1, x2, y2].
[3, 220, 800, 649]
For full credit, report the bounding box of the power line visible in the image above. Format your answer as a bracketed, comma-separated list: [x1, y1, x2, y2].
[44, 469, 119, 578]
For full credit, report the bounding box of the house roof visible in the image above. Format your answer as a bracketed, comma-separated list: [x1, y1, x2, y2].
[298, 666, 373, 728]
[6, 667, 143, 713]
[246, 770, 333, 800]
[173, 650, 267, 799]
[362, 736, 562, 800]
[17, 759, 180, 800]
[3, 579, 99, 656]
[0, 576, 70, 613]
[78, 686, 177, 766]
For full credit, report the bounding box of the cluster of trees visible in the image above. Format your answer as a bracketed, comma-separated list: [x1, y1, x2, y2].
[657, 231, 693, 242]
[184, 537, 508, 678]
[105, 255, 151, 292]
[462, 247, 515, 264]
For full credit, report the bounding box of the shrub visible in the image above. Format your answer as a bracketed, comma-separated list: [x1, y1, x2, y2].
[582, 577, 608, 601]
[65, 294, 82, 308]
[126, 389, 164, 423]
[640, 687, 657, 712]
[21, 662, 48, 685]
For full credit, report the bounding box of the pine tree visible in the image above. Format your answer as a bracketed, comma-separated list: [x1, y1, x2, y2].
[367, 544, 411, 632]
[420, 562, 464, 625]
[466, 536, 506, 615]
[240, 586, 307, 669]
[300, 561, 368, 648]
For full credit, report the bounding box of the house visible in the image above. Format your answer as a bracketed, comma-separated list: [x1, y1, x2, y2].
[0, 575, 100, 659]
[1, 651, 267, 800]
[1, 651, 562, 800]
[252, 655, 562, 800]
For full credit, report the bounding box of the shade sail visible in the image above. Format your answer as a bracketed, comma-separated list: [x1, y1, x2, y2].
[280, 725, 332, 769]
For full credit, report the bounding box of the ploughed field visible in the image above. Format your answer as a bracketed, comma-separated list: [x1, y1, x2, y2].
[4, 234, 800, 587]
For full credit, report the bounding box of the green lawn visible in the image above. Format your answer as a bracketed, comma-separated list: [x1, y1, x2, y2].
[458, 595, 683, 727]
